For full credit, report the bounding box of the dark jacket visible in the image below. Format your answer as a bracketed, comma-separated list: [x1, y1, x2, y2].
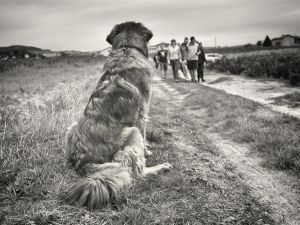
[197, 46, 206, 64]
[157, 50, 168, 63]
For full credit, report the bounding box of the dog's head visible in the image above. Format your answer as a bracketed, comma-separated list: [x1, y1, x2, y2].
[106, 21, 153, 57]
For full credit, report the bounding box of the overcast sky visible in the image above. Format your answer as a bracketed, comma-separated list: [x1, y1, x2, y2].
[0, 0, 299, 51]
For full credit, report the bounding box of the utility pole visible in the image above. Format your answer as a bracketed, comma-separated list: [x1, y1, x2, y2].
[214, 37, 217, 48]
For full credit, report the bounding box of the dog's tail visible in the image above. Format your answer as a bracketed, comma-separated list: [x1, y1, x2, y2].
[61, 162, 132, 210]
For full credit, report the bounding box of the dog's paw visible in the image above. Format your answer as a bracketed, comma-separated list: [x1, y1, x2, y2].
[145, 141, 150, 148]
[144, 149, 152, 157]
[162, 163, 173, 171]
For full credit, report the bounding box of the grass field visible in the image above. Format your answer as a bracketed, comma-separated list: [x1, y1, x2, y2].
[1, 57, 299, 224]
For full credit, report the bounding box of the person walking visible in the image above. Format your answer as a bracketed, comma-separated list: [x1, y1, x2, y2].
[157, 45, 168, 79]
[153, 53, 159, 69]
[168, 39, 181, 82]
[180, 37, 191, 80]
[197, 42, 207, 82]
[186, 36, 199, 82]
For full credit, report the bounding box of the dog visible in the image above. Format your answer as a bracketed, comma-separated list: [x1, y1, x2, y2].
[61, 22, 172, 210]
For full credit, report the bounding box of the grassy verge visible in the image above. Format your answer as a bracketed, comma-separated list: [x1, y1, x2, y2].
[271, 92, 300, 108]
[169, 80, 300, 172]
[144, 89, 276, 224]
[0, 59, 101, 224]
[0, 55, 106, 73]
[207, 77, 233, 85]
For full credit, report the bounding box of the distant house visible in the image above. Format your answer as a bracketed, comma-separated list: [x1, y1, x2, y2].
[43, 51, 61, 57]
[271, 35, 300, 47]
[149, 42, 169, 55]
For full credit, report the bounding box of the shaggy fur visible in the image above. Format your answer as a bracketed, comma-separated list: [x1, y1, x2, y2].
[61, 22, 172, 210]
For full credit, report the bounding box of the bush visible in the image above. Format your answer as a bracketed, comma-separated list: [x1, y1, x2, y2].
[289, 73, 300, 85]
[209, 51, 300, 86]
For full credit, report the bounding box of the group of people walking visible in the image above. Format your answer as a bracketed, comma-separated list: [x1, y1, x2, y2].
[153, 36, 207, 83]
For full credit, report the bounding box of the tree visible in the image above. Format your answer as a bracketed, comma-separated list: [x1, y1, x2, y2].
[263, 35, 272, 47]
[256, 40, 262, 46]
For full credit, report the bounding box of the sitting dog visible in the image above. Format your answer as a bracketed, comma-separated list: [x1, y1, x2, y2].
[61, 22, 172, 210]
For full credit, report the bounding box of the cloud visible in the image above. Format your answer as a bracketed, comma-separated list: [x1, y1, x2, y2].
[0, 0, 299, 50]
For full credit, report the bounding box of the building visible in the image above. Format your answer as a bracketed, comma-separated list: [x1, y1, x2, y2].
[93, 44, 170, 58]
[148, 42, 169, 55]
[43, 51, 61, 57]
[271, 35, 300, 47]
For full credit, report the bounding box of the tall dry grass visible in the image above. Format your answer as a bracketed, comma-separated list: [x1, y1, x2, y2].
[1, 75, 96, 196]
[0, 57, 103, 223]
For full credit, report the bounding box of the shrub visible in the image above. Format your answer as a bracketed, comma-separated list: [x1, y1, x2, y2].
[209, 51, 300, 86]
[289, 73, 300, 85]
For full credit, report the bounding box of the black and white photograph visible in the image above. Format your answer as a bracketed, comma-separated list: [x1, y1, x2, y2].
[0, 0, 300, 224]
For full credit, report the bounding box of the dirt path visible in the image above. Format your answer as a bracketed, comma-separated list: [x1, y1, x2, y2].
[152, 75, 300, 225]
[202, 70, 300, 118]
[207, 134, 300, 225]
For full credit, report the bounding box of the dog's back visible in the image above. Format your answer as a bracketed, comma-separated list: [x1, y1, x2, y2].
[66, 47, 154, 172]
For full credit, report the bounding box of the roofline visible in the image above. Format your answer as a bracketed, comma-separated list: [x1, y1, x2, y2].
[271, 38, 281, 41]
[151, 42, 169, 47]
[271, 34, 299, 41]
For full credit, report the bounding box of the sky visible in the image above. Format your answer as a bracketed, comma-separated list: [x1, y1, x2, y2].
[0, 0, 300, 51]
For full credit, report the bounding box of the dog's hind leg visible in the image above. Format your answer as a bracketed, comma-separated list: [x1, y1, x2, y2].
[144, 142, 153, 157]
[114, 127, 172, 177]
[137, 112, 152, 157]
[114, 127, 146, 176]
[142, 163, 173, 177]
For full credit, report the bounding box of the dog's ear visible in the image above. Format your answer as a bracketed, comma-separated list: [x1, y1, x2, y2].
[135, 22, 153, 42]
[106, 26, 118, 45]
[145, 28, 153, 42]
[106, 34, 112, 45]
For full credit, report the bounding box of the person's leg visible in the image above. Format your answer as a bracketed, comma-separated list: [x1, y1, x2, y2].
[201, 63, 205, 82]
[159, 62, 164, 77]
[181, 62, 190, 80]
[170, 60, 176, 79]
[189, 70, 194, 81]
[163, 62, 167, 79]
[179, 62, 183, 73]
[187, 61, 194, 81]
[160, 62, 165, 79]
[197, 65, 201, 82]
[180, 61, 186, 76]
[194, 61, 198, 83]
[174, 59, 179, 81]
